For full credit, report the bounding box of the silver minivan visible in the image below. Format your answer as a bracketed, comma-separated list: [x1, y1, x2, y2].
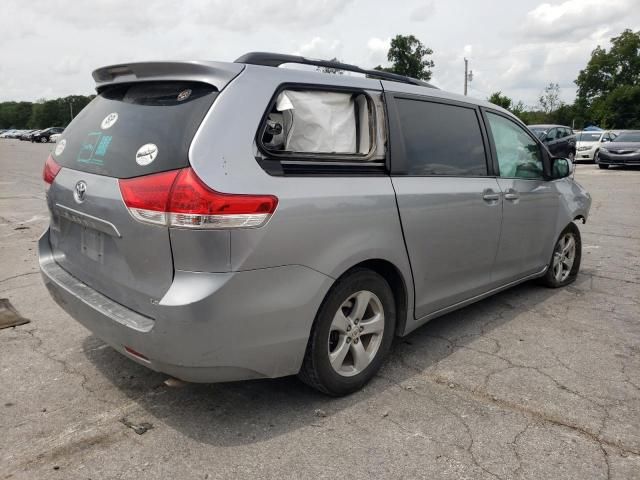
[39, 53, 591, 396]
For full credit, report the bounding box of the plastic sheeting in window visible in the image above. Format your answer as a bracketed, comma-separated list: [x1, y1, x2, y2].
[276, 90, 357, 153]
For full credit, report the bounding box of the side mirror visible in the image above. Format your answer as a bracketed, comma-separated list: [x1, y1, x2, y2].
[552, 157, 573, 179]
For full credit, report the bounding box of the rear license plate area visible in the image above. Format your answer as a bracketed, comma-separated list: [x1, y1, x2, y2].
[81, 227, 104, 263]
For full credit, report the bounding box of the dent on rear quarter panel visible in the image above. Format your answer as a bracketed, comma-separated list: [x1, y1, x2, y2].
[187, 65, 415, 325]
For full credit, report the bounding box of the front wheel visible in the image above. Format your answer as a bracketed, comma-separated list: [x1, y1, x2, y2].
[598, 163, 609, 169]
[568, 151, 575, 162]
[539, 224, 581, 288]
[40, 136, 48, 143]
[298, 269, 396, 396]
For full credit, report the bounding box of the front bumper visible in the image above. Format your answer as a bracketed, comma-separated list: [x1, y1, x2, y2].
[576, 148, 595, 161]
[598, 152, 640, 165]
[39, 229, 333, 383]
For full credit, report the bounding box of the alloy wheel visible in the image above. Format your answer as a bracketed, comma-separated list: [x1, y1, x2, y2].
[328, 290, 384, 377]
[552, 232, 576, 282]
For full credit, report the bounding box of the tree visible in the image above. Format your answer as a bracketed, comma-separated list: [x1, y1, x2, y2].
[575, 29, 640, 128]
[487, 91, 512, 110]
[538, 82, 562, 114]
[316, 57, 344, 75]
[375, 34, 434, 80]
[576, 29, 640, 104]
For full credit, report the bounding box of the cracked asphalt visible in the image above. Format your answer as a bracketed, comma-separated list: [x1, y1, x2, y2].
[1, 139, 639, 479]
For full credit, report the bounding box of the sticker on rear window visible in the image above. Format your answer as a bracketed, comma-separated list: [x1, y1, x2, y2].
[177, 89, 192, 101]
[101, 112, 118, 129]
[76, 132, 112, 166]
[54, 139, 66, 156]
[136, 143, 158, 166]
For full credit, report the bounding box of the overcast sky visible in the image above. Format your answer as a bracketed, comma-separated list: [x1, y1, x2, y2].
[2, 0, 639, 105]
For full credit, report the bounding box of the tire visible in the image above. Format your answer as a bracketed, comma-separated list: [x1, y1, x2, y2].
[568, 151, 575, 162]
[40, 136, 48, 143]
[598, 163, 609, 169]
[539, 224, 581, 288]
[593, 150, 599, 164]
[298, 268, 396, 396]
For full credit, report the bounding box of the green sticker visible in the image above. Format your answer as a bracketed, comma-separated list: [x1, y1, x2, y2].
[77, 132, 113, 166]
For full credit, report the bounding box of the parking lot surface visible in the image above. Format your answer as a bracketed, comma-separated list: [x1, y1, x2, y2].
[1, 140, 639, 479]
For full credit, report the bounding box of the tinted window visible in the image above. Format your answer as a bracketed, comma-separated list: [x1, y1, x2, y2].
[54, 81, 218, 178]
[487, 112, 543, 179]
[395, 99, 487, 176]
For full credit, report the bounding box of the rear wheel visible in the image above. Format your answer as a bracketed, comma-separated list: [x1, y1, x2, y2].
[298, 269, 396, 396]
[540, 224, 581, 288]
[598, 163, 609, 169]
[568, 151, 575, 162]
[40, 136, 48, 143]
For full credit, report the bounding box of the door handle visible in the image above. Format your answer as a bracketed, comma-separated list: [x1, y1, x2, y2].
[482, 189, 500, 202]
[504, 189, 520, 201]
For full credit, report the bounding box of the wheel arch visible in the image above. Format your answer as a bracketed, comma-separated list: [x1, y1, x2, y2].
[335, 259, 410, 337]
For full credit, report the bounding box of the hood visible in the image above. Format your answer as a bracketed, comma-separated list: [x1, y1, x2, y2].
[603, 142, 640, 151]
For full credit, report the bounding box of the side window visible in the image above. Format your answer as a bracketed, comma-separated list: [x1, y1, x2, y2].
[260, 89, 378, 158]
[545, 128, 557, 141]
[563, 128, 572, 137]
[395, 98, 487, 176]
[486, 112, 544, 179]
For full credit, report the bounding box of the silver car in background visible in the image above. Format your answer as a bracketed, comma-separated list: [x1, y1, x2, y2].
[39, 53, 591, 396]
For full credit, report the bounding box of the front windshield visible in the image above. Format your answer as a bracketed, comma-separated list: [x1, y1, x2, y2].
[576, 132, 602, 142]
[613, 132, 640, 142]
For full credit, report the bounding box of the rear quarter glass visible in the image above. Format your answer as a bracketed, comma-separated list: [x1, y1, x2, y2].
[53, 82, 218, 178]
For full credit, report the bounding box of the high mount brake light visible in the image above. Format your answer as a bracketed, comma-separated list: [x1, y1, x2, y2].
[119, 168, 278, 229]
[43, 155, 62, 186]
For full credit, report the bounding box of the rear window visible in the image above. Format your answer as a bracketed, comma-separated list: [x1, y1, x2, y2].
[53, 81, 218, 178]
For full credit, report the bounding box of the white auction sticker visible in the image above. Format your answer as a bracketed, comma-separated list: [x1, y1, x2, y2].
[54, 139, 66, 156]
[101, 112, 118, 129]
[135, 143, 158, 166]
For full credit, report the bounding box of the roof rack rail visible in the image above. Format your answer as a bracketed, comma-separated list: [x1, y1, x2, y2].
[234, 52, 437, 89]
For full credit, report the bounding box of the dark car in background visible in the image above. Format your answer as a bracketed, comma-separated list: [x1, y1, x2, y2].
[596, 130, 640, 169]
[19, 129, 40, 141]
[529, 124, 576, 160]
[32, 127, 64, 143]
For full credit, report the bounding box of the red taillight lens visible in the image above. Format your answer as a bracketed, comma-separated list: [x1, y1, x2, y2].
[43, 155, 61, 185]
[118, 167, 278, 229]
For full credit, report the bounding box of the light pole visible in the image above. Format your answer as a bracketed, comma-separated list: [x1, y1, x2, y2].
[464, 58, 473, 96]
[68, 98, 75, 123]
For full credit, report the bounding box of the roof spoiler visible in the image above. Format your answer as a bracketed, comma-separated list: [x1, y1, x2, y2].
[234, 52, 437, 89]
[91, 61, 244, 92]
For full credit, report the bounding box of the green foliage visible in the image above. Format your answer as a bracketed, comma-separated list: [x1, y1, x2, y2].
[0, 95, 94, 129]
[538, 82, 563, 114]
[375, 34, 434, 80]
[487, 91, 512, 110]
[575, 29, 640, 128]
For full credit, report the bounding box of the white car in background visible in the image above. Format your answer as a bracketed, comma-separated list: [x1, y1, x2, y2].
[575, 130, 617, 163]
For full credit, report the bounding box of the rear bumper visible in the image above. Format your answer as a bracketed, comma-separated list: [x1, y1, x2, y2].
[39, 229, 333, 383]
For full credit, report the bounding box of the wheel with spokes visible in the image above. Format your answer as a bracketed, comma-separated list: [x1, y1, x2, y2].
[540, 224, 581, 287]
[299, 269, 396, 396]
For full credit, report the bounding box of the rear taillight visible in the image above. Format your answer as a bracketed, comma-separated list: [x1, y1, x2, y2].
[43, 155, 61, 186]
[118, 168, 278, 229]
